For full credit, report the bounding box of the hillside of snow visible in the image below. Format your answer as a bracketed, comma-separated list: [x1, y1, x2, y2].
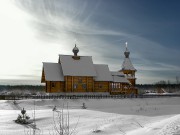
[0, 97, 180, 135]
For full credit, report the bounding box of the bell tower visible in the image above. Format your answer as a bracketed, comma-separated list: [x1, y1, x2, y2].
[120, 42, 136, 86]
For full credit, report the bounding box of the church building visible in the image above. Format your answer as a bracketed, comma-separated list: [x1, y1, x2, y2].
[41, 43, 137, 95]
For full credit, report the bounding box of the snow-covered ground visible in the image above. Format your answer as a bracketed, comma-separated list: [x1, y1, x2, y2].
[0, 97, 180, 135]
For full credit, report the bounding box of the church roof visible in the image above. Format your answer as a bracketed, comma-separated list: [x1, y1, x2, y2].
[112, 75, 130, 83]
[42, 44, 136, 83]
[94, 64, 113, 81]
[111, 71, 129, 83]
[43, 62, 64, 81]
[59, 55, 96, 76]
[111, 71, 125, 77]
[121, 42, 136, 71]
[122, 58, 136, 71]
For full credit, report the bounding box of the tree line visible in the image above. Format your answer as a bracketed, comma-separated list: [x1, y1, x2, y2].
[0, 85, 45, 91]
[137, 81, 180, 94]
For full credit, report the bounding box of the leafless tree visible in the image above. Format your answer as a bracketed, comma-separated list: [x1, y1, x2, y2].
[51, 103, 79, 135]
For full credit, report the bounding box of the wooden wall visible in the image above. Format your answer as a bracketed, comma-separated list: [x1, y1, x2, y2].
[65, 76, 94, 92]
[46, 81, 65, 93]
[41, 69, 45, 83]
[128, 79, 136, 86]
[45, 76, 94, 93]
[122, 70, 135, 75]
[44, 76, 137, 95]
[94, 82, 110, 92]
[121, 70, 136, 86]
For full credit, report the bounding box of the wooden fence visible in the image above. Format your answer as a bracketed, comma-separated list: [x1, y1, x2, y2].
[0, 94, 180, 100]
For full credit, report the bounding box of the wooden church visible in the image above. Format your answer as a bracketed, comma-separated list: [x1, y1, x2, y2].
[41, 43, 137, 95]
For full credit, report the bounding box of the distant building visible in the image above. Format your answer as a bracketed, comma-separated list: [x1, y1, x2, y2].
[41, 43, 137, 95]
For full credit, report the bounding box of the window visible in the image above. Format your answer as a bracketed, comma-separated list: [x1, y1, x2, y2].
[51, 82, 55, 88]
[74, 84, 78, 89]
[82, 84, 87, 89]
[99, 84, 103, 89]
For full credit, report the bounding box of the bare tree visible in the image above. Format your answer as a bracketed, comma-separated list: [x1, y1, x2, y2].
[51, 103, 79, 135]
[24, 128, 42, 135]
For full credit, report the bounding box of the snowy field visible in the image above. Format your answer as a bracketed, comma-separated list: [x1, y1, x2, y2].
[0, 97, 180, 135]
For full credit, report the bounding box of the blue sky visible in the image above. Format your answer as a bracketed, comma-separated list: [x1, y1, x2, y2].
[0, 0, 180, 84]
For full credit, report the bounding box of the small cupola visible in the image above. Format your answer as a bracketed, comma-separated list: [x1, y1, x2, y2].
[72, 44, 80, 60]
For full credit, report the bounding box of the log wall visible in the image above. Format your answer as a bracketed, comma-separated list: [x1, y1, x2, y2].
[46, 81, 65, 93]
[45, 76, 137, 95]
[65, 76, 94, 92]
[94, 82, 110, 92]
[41, 69, 45, 83]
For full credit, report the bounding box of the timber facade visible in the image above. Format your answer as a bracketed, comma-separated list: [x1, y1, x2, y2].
[41, 44, 138, 95]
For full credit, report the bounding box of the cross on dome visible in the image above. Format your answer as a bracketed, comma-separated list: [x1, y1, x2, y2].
[125, 42, 128, 48]
[124, 42, 130, 58]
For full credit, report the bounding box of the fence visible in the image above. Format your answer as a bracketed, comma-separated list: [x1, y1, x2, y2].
[0, 94, 180, 100]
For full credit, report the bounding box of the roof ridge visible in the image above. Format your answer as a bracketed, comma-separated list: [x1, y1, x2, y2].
[43, 62, 59, 64]
[94, 64, 108, 66]
[59, 54, 92, 57]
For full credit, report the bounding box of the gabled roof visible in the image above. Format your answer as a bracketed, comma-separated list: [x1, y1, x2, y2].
[112, 75, 130, 83]
[59, 55, 96, 76]
[122, 58, 136, 71]
[43, 62, 64, 81]
[94, 64, 113, 81]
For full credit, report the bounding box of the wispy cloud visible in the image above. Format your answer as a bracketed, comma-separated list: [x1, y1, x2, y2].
[15, 0, 180, 83]
[0, 0, 179, 84]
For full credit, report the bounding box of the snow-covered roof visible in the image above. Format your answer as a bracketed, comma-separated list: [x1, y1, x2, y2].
[59, 55, 96, 76]
[126, 76, 136, 79]
[43, 63, 64, 81]
[111, 71, 129, 83]
[94, 64, 113, 81]
[111, 71, 125, 77]
[112, 75, 130, 83]
[122, 58, 136, 71]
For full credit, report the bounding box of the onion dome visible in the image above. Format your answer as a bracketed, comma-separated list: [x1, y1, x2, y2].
[122, 42, 136, 71]
[72, 44, 79, 56]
